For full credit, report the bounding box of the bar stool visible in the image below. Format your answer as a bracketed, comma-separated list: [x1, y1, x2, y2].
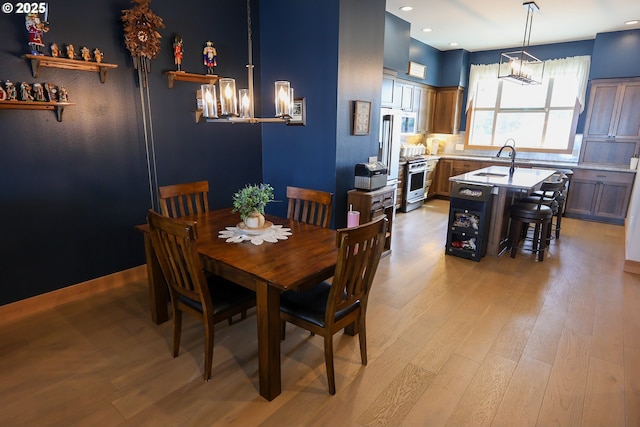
[508, 201, 554, 262]
[518, 174, 567, 242]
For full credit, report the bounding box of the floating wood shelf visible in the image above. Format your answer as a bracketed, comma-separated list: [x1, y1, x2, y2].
[24, 54, 118, 83]
[0, 99, 76, 122]
[165, 71, 219, 88]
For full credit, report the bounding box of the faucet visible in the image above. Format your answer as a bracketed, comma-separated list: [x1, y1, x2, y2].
[497, 142, 517, 176]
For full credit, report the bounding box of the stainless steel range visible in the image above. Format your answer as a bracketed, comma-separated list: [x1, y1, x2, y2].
[401, 157, 438, 212]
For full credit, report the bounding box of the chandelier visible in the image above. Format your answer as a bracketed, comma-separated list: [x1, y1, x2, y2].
[201, 0, 293, 123]
[498, 2, 544, 85]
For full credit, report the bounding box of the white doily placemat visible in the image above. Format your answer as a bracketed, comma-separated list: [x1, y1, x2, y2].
[218, 224, 292, 245]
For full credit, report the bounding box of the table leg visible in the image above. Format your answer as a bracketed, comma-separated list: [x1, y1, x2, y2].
[143, 233, 169, 324]
[255, 282, 281, 401]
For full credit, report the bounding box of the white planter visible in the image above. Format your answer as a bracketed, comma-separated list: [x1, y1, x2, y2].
[244, 211, 266, 229]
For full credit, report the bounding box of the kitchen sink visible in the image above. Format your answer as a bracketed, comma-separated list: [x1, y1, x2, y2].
[474, 172, 508, 177]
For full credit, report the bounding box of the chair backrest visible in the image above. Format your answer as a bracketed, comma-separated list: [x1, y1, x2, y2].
[159, 181, 210, 218]
[539, 176, 567, 199]
[286, 186, 333, 228]
[147, 210, 212, 312]
[325, 216, 388, 326]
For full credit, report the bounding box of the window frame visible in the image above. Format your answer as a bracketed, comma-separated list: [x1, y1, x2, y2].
[464, 77, 580, 154]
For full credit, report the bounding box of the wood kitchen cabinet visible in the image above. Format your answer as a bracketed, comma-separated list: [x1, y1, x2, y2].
[348, 186, 395, 256]
[417, 86, 437, 133]
[434, 159, 453, 196]
[432, 86, 464, 134]
[564, 169, 635, 224]
[580, 78, 640, 166]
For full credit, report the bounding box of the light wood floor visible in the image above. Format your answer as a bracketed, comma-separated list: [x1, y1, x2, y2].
[2, 199, 640, 427]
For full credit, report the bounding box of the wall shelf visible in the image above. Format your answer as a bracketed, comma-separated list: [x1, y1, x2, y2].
[0, 100, 76, 122]
[23, 54, 118, 83]
[165, 71, 219, 88]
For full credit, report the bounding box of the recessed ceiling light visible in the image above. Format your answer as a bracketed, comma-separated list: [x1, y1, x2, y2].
[399, 6, 413, 12]
[625, 20, 639, 25]
[422, 28, 433, 33]
[449, 42, 459, 46]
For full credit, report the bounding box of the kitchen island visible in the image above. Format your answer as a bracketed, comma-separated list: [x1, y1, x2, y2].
[449, 165, 557, 257]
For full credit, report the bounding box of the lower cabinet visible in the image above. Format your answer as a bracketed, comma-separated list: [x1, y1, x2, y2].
[565, 169, 635, 224]
[434, 159, 453, 196]
[347, 186, 395, 256]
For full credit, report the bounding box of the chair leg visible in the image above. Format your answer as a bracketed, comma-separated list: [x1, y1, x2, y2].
[555, 212, 562, 239]
[280, 320, 286, 340]
[509, 219, 521, 258]
[324, 335, 336, 395]
[203, 321, 214, 382]
[537, 221, 550, 262]
[358, 316, 367, 366]
[173, 309, 182, 358]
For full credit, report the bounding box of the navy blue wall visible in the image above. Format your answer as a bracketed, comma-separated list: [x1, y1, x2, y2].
[260, 0, 340, 219]
[384, 13, 410, 72]
[590, 30, 640, 79]
[261, 0, 385, 229]
[0, 0, 264, 305]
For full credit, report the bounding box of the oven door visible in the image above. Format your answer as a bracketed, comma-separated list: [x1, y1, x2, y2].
[405, 164, 427, 203]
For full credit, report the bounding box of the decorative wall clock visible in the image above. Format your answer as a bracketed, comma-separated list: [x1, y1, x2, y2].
[121, 0, 165, 86]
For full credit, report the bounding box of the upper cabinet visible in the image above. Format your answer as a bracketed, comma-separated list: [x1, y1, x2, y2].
[432, 86, 464, 134]
[381, 75, 437, 134]
[584, 78, 640, 140]
[580, 78, 640, 166]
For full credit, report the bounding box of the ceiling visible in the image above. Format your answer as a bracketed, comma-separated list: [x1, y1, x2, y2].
[385, 0, 640, 52]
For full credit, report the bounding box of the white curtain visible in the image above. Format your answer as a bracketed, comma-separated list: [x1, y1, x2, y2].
[466, 55, 591, 113]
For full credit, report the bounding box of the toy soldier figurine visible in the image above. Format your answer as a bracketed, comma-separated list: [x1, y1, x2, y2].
[203, 41, 217, 74]
[81, 46, 91, 61]
[25, 13, 48, 55]
[0, 84, 6, 101]
[66, 44, 75, 60]
[173, 35, 184, 72]
[20, 82, 34, 101]
[5, 81, 17, 100]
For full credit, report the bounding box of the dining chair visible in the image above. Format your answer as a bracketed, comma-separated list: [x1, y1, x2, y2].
[279, 216, 388, 394]
[159, 180, 210, 218]
[146, 210, 256, 381]
[286, 186, 334, 228]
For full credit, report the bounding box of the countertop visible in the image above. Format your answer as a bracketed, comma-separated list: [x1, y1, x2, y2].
[449, 165, 558, 190]
[437, 154, 637, 174]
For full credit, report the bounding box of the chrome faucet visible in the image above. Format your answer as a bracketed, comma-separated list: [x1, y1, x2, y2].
[497, 142, 517, 176]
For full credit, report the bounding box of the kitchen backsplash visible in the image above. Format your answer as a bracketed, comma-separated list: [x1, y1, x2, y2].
[419, 132, 583, 164]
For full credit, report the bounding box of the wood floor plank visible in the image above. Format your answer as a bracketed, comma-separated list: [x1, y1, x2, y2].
[444, 354, 517, 427]
[624, 346, 640, 426]
[582, 356, 625, 427]
[491, 355, 551, 427]
[536, 327, 592, 427]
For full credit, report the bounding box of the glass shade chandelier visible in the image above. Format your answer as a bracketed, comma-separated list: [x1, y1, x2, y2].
[498, 1, 544, 85]
[201, 0, 293, 123]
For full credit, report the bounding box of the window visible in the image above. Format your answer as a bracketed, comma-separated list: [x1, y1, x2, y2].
[465, 56, 591, 153]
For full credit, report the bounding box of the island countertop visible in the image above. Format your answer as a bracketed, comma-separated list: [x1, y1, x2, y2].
[449, 165, 557, 191]
[447, 165, 558, 257]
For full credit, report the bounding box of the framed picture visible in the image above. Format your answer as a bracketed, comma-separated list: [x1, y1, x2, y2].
[287, 97, 306, 126]
[353, 100, 371, 135]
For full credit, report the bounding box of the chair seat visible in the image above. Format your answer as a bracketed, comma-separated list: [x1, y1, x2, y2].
[511, 202, 553, 221]
[179, 277, 256, 316]
[280, 282, 359, 328]
[518, 196, 559, 212]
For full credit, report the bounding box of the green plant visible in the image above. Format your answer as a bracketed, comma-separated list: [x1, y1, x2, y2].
[232, 183, 275, 221]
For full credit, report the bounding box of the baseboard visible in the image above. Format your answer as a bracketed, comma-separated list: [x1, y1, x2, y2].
[624, 259, 640, 275]
[0, 265, 147, 324]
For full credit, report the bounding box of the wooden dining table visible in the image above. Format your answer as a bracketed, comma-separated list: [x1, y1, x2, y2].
[136, 208, 338, 401]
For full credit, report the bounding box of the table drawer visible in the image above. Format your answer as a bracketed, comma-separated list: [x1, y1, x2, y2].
[370, 190, 395, 212]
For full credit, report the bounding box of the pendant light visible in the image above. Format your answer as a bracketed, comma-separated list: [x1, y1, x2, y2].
[203, 0, 293, 123]
[498, 2, 544, 85]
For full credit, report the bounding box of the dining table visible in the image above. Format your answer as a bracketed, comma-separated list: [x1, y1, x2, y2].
[136, 208, 339, 401]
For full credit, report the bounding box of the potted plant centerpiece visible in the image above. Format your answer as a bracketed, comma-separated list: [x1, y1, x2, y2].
[232, 183, 275, 229]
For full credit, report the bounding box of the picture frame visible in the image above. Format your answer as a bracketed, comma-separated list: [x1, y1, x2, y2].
[287, 97, 306, 126]
[353, 100, 371, 135]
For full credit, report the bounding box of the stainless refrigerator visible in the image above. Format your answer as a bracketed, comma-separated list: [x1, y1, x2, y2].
[379, 108, 403, 189]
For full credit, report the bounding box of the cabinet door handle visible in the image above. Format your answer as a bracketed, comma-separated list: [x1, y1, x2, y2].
[596, 174, 607, 178]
